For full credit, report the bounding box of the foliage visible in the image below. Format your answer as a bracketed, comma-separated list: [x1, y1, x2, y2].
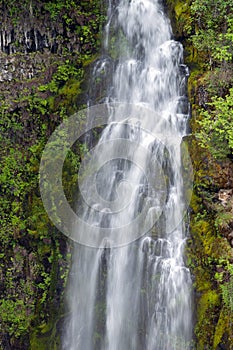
[220, 264, 233, 313]
[197, 88, 233, 159]
[170, 0, 233, 348]
[38, 61, 83, 94]
[188, 176, 233, 349]
[0, 299, 32, 338]
[189, 0, 233, 161]
[0, 0, 105, 347]
[190, 0, 233, 67]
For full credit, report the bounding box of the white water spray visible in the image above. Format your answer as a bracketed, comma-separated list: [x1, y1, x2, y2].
[62, 1, 193, 349]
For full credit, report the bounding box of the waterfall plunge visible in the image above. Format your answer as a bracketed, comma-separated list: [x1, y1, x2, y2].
[62, 1, 193, 349]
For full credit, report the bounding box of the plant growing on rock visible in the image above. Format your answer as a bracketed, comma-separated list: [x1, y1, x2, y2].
[197, 88, 233, 159]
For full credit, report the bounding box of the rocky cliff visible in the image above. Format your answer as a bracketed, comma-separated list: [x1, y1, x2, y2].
[166, 0, 233, 349]
[0, 1, 104, 348]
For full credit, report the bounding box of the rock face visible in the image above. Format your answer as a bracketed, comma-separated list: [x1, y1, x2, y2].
[0, 25, 68, 55]
[0, 7, 63, 82]
[0, 1, 104, 349]
[0, 1, 101, 81]
[0, 2, 81, 56]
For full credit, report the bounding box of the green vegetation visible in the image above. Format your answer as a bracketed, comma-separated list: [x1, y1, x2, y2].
[197, 88, 233, 159]
[181, 0, 233, 348]
[187, 190, 233, 349]
[190, 0, 233, 67]
[0, 0, 105, 348]
[187, 0, 233, 161]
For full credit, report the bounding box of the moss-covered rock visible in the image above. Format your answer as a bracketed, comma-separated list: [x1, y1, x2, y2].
[165, 0, 233, 348]
[0, 0, 105, 348]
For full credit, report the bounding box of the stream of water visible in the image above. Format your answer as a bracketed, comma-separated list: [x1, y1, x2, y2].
[62, 1, 193, 349]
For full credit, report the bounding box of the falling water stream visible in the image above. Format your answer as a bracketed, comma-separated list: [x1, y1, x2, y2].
[62, 0, 193, 349]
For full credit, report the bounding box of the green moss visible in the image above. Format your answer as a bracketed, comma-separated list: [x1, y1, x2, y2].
[213, 309, 228, 349]
[187, 153, 233, 349]
[187, 70, 202, 104]
[0, 0, 103, 347]
[30, 319, 60, 350]
[195, 290, 220, 349]
[82, 53, 99, 67]
[174, 1, 189, 18]
[166, 0, 192, 40]
[166, 1, 233, 348]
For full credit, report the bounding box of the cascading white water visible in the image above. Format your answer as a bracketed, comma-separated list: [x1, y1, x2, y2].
[62, 1, 193, 349]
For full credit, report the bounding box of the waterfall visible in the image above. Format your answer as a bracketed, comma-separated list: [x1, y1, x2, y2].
[62, 0, 193, 349]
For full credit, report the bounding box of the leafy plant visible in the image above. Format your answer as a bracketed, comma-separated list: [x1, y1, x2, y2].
[0, 299, 32, 338]
[197, 88, 233, 158]
[190, 0, 233, 68]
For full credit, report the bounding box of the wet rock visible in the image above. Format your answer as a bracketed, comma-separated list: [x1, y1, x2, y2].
[0, 17, 80, 56]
